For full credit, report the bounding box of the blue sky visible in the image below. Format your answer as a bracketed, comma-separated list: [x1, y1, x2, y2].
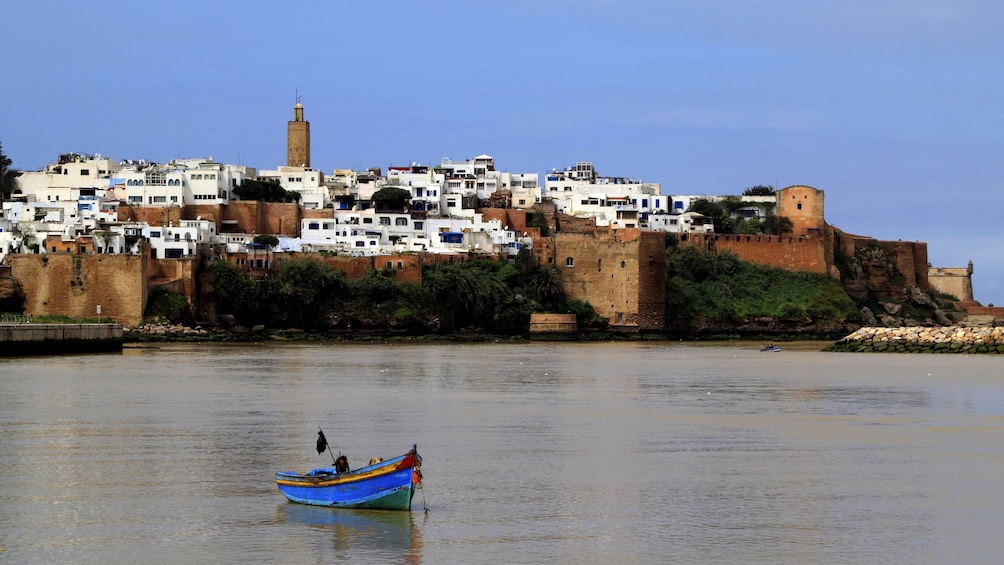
[4, 1, 1003, 304]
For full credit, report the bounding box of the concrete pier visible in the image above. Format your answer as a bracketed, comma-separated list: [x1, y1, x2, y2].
[0, 324, 123, 356]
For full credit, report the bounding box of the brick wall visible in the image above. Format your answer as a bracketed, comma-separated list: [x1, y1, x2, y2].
[682, 233, 830, 274]
[262, 202, 302, 236]
[148, 257, 198, 305]
[529, 313, 577, 333]
[118, 205, 185, 226]
[10, 254, 147, 326]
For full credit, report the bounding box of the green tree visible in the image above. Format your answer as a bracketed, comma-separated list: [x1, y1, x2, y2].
[736, 218, 763, 234]
[253, 233, 279, 248]
[144, 287, 192, 323]
[0, 141, 20, 201]
[211, 261, 264, 326]
[423, 260, 510, 332]
[371, 186, 411, 211]
[526, 266, 563, 305]
[761, 215, 794, 236]
[686, 198, 735, 233]
[743, 185, 775, 196]
[233, 178, 299, 203]
[271, 258, 347, 329]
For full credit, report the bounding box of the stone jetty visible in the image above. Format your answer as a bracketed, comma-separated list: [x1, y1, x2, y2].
[827, 326, 1004, 354]
[0, 323, 123, 355]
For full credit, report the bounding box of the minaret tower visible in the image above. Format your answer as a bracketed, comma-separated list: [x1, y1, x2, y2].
[287, 95, 311, 168]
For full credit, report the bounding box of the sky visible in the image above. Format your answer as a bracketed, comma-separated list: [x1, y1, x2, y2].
[3, 1, 1003, 304]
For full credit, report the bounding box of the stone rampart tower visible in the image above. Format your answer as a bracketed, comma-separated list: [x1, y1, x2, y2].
[776, 185, 825, 235]
[287, 99, 311, 168]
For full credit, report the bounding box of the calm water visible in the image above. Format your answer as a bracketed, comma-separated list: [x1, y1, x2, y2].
[1, 342, 1003, 564]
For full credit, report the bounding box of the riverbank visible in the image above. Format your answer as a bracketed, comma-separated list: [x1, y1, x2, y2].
[825, 326, 1004, 354]
[122, 321, 852, 345]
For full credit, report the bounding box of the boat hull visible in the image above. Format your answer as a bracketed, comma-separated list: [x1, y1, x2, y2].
[276, 448, 421, 510]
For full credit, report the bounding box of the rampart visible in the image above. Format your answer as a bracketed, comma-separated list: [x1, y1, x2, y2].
[681, 233, 830, 275]
[121, 202, 302, 236]
[9, 254, 147, 326]
[929, 263, 974, 302]
[837, 232, 929, 289]
[148, 257, 199, 305]
[554, 230, 665, 331]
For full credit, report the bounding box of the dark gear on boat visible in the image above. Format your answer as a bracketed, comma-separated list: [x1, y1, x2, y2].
[316, 430, 328, 455]
[335, 454, 350, 474]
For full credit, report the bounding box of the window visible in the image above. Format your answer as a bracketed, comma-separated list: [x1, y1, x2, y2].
[565, 256, 574, 267]
[355, 241, 365, 247]
[81, 169, 90, 176]
[598, 259, 602, 271]
[414, 221, 424, 230]
[363, 217, 373, 224]
[395, 217, 408, 226]
[379, 217, 391, 226]
[621, 261, 626, 268]
[308, 222, 319, 230]
[797, 203, 803, 210]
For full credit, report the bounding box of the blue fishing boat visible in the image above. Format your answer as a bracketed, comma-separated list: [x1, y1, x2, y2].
[276, 434, 423, 510]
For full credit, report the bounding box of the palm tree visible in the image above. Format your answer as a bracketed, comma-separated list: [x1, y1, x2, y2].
[528, 266, 564, 306]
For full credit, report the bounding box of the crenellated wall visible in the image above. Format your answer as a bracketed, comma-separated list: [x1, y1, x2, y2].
[681, 232, 830, 274]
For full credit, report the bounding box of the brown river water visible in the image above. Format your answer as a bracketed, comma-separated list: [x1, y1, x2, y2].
[1, 341, 1003, 564]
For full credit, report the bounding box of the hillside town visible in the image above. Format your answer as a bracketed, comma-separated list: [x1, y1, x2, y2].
[0, 102, 995, 333]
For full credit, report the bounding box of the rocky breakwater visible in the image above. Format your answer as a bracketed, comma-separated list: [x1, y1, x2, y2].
[827, 326, 1004, 354]
[124, 323, 210, 341]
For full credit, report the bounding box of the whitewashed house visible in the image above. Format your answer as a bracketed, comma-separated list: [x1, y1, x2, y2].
[544, 162, 665, 227]
[255, 165, 326, 209]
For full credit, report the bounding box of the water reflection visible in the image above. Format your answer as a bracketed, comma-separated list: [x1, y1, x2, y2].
[275, 503, 421, 561]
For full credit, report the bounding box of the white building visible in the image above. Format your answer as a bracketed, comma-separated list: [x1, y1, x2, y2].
[14, 153, 120, 203]
[439, 154, 540, 215]
[118, 158, 249, 208]
[544, 162, 665, 228]
[646, 211, 715, 234]
[255, 166, 326, 209]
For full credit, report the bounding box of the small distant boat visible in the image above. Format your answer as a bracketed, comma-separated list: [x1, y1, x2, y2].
[759, 344, 782, 352]
[276, 432, 423, 510]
